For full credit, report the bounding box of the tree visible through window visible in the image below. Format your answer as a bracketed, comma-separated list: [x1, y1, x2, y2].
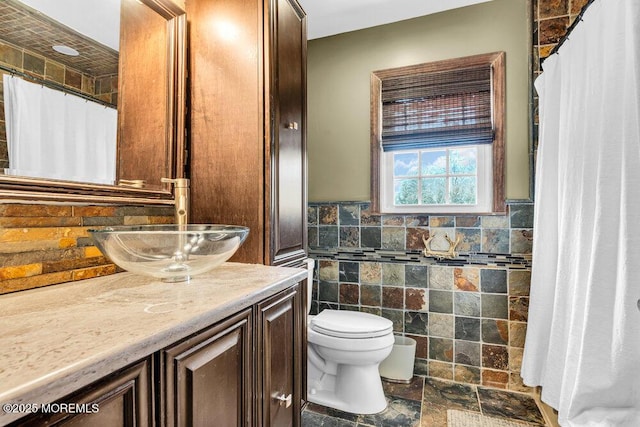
[370, 52, 506, 214]
[393, 147, 478, 205]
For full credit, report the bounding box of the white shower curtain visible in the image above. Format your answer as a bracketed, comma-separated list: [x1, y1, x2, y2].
[521, 0, 640, 425]
[3, 74, 117, 185]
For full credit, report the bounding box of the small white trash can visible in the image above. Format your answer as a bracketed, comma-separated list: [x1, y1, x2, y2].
[379, 335, 416, 383]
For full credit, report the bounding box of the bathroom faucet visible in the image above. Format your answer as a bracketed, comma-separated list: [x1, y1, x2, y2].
[161, 178, 190, 226]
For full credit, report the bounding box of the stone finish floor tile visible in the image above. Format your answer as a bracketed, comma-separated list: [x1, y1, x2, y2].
[358, 396, 421, 426]
[302, 410, 358, 426]
[423, 377, 480, 410]
[305, 402, 360, 422]
[421, 377, 479, 427]
[383, 376, 425, 402]
[303, 376, 549, 427]
[477, 387, 546, 425]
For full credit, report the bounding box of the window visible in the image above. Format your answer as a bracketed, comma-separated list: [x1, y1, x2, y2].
[382, 145, 493, 213]
[370, 52, 505, 214]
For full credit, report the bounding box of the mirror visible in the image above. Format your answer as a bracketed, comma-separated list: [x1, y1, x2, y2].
[0, 0, 186, 204]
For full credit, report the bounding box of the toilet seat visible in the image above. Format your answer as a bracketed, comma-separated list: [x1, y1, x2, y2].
[310, 309, 393, 338]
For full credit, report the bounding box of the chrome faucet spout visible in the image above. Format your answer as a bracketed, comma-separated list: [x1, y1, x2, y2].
[161, 178, 190, 226]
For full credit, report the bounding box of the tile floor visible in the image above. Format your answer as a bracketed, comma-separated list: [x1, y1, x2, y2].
[302, 377, 548, 427]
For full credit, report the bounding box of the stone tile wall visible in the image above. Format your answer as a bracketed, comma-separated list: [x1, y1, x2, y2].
[0, 204, 173, 294]
[0, 39, 118, 169]
[308, 202, 534, 392]
[533, 0, 590, 72]
[532, 0, 590, 154]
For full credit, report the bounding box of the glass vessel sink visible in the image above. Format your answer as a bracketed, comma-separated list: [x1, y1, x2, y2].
[88, 225, 249, 282]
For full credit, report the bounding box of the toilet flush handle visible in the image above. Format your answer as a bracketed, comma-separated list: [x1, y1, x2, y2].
[275, 393, 292, 408]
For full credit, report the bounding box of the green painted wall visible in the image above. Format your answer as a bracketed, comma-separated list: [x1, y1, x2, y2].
[307, 0, 531, 203]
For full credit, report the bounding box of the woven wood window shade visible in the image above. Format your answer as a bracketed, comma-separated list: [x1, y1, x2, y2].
[381, 65, 493, 151]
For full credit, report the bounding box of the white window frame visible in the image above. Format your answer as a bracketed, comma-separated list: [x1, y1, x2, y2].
[380, 144, 493, 214]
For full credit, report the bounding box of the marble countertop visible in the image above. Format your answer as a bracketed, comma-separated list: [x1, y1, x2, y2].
[0, 262, 306, 424]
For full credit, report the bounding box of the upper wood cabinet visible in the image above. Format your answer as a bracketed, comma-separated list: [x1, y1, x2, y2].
[188, 0, 308, 267]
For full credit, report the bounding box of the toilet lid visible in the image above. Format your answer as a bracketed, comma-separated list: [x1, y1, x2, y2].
[310, 310, 393, 338]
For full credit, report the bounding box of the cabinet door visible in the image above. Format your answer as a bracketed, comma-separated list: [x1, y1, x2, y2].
[187, 0, 265, 265]
[10, 359, 152, 427]
[267, 0, 307, 266]
[162, 309, 253, 427]
[256, 284, 303, 427]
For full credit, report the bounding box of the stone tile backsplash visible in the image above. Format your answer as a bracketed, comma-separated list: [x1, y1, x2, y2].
[308, 201, 534, 392]
[0, 203, 173, 294]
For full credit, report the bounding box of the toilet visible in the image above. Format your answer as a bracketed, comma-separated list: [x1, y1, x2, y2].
[305, 259, 394, 414]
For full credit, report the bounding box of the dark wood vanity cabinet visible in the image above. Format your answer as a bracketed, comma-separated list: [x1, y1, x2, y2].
[160, 284, 304, 427]
[9, 281, 305, 427]
[10, 359, 153, 427]
[188, 0, 308, 267]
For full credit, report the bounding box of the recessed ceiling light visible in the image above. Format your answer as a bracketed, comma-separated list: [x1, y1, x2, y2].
[52, 45, 80, 56]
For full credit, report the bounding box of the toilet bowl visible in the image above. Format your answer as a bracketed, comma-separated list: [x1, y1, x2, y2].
[305, 259, 394, 414]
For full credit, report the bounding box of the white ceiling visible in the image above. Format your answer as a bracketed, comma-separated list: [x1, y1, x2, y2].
[17, 0, 121, 51]
[16, 0, 494, 50]
[297, 0, 493, 40]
